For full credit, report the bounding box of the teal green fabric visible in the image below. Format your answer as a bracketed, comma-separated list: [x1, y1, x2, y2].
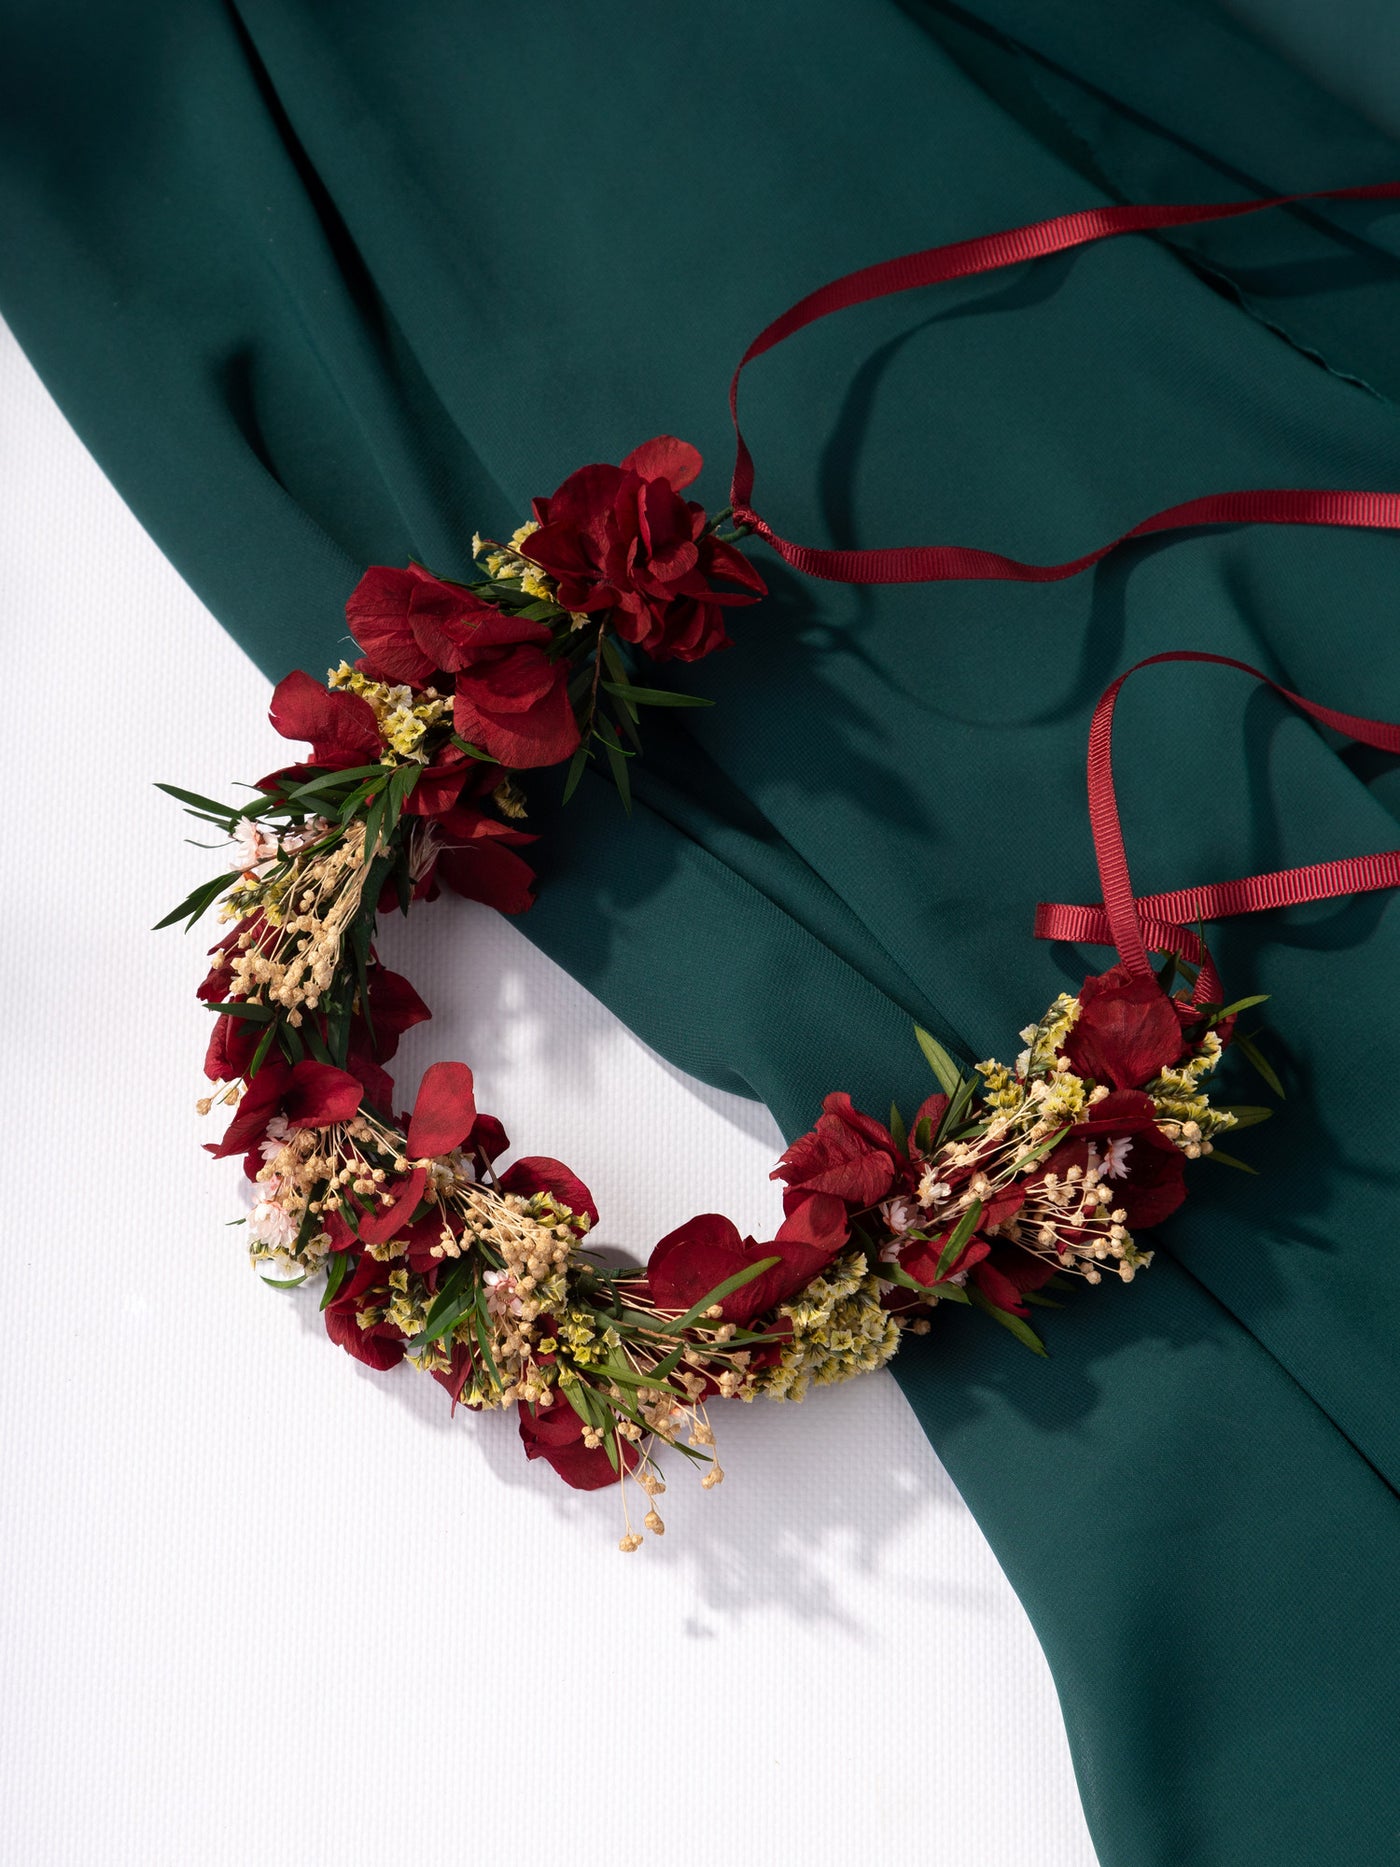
[5, 6, 1400, 1860]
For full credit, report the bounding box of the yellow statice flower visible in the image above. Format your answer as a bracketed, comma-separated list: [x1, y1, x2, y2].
[327, 662, 450, 762]
[757, 1253, 902, 1403]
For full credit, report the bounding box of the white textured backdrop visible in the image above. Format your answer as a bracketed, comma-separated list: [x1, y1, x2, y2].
[0, 320, 1098, 1867]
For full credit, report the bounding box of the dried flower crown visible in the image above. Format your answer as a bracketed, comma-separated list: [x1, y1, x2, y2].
[163, 181, 1400, 1545]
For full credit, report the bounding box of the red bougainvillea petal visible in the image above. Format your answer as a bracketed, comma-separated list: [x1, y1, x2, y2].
[406, 1060, 477, 1159]
[431, 1340, 475, 1409]
[465, 1112, 509, 1166]
[356, 1166, 428, 1245]
[281, 1059, 364, 1130]
[1064, 964, 1186, 1091]
[622, 435, 703, 489]
[971, 1260, 1031, 1316]
[365, 967, 432, 1054]
[323, 1303, 406, 1371]
[518, 1399, 637, 1490]
[345, 566, 440, 685]
[452, 657, 581, 770]
[207, 1061, 290, 1159]
[268, 670, 380, 767]
[773, 1091, 900, 1208]
[647, 1213, 748, 1315]
[496, 1157, 599, 1228]
[436, 836, 538, 915]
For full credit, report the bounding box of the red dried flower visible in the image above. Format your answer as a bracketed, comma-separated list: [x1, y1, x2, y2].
[1063, 963, 1186, 1091]
[525, 436, 766, 664]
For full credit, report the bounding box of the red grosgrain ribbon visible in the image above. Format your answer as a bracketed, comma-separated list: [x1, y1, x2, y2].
[730, 182, 1400, 585]
[1034, 651, 1400, 1004]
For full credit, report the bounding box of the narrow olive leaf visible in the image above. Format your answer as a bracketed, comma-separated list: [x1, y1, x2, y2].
[561, 1381, 597, 1428]
[913, 1116, 933, 1155]
[913, 1024, 964, 1098]
[471, 1299, 503, 1390]
[599, 725, 632, 816]
[1216, 993, 1270, 1021]
[1010, 1128, 1070, 1172]
[933, 1198, 984, 1283]
[1220, 1104, 1273, 1129]
[300, 1023, 333, 1067]
[260, 1272, 308, 1290]
[152, 872, 228, 932]
[281, 1020, 306, 1064]
[248, 1019, 279, 1077]
[155, 781, 239, 820]
[362, 789, 388, 863]
[649, 1341, 688, 1384]
[936, 1071, 979, 1147]
[206, 1000, 274, 1022]
[888, 1102, 908, 1155]
[320, 1250, 353, 1311]
[601, 1425, 621, 1475]
[1022, 1290, 1065, 1309]
[967, 1284, 1049, 1357]
[450, 733, 497, 762]
[1235, 1032, 1285, 1099]
[285, 764, 386, 801]
[882, 1262, 970, 1303]
[600, 680, 715, 709]
[669, 1256, 781, 1334]
[561, 744, 591, 804]
[1205, 1149, 1260, 1175]
[325, 994, 352, 1070]
[411, 1262, 471, 1345]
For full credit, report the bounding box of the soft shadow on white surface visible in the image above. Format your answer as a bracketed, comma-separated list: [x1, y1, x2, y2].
[0, 321, 1098, 1867]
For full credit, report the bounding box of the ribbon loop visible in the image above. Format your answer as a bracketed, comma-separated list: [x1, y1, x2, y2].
[1036, 652, 1400, 1000]
[731, 183, 1400, 584]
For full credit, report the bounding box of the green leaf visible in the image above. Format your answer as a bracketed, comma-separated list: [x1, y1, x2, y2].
[284, 764, 387, 802]
[205, 1000, 273, 1023]
[155, 781, 238, 821]
[967, 1283, 1049, 1356]
[933, 1198, 984, 1283]
[320, 1250, 353, 1311]
[324, 992, 352, 1069]
[600, 680, 715, 709]
[667, 1256, 781, 1334]
[913, 1024, 964, 1098]
[599, 725, 632, 816]
[300, 1023, 333, 1067]
[260, 1272, 308, 1290]
[450, 734, 497, 762]
[913, 1116, 933, 1155]
[1220, 1104, 1273, 1129]
[1022, 1290, 1065, 1309]
[881, 1262, 970, 1303]
[561, 744, 591, 805]
[1215, 993, 1270, 1021]
[248, 1019, 279, 1077]
[1235, 1032, 1284, 1100]
[888, 1102, 908, 1155]
[1205, 1149, 1259, 1175]
[1010, 1128, 1072, 1173]
[405, 1263, 477, 1354]
[152, 872, 229, 932]
[471, 1303, 503, 1391]
[362, 787, 388, 863]
[935, 1071, 980, 1146]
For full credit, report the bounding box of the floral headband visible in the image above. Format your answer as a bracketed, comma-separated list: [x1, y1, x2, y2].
[163, 180, 1400, 1545]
